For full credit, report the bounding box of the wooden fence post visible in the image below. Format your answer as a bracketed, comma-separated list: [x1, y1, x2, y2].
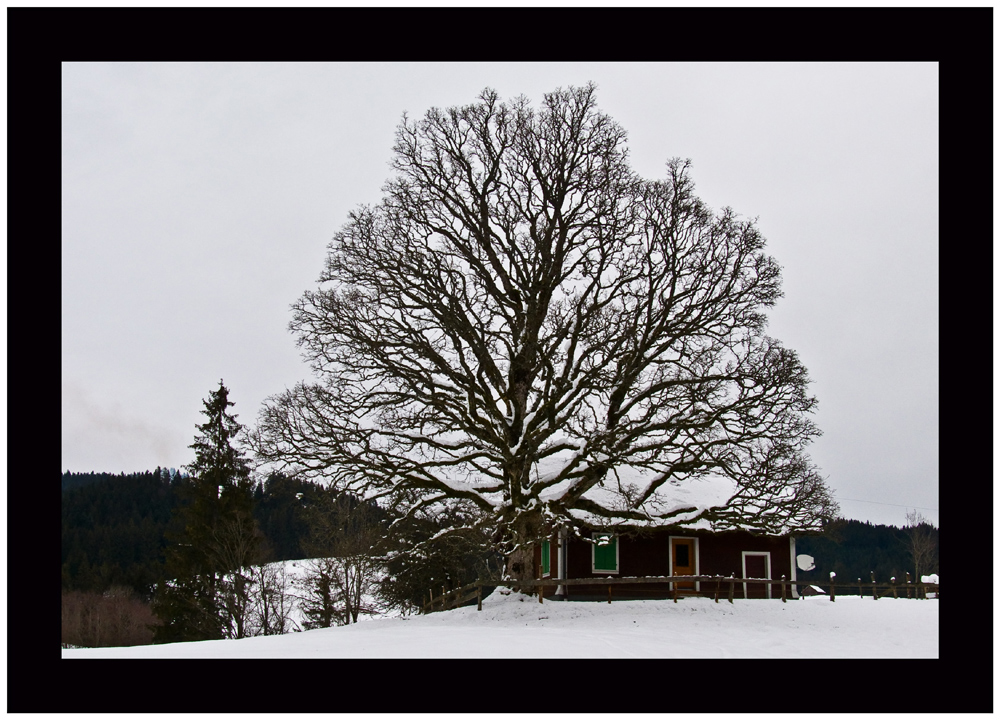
[891, 577, 897, 599]
[428, 588, 434, 613]
[539, 584, 544, 604]
[608, 584, 612, 604]
[871, 572, 878, 600]
[906, 572, 912, 599]
[781, 575, 787, 603]
[442, 586, 446, 610]
[728, 577, 734, 604]
[477, 585, 482, 611]
[714, 578, 720, 603]
[829, 572, 836, 602]
[858, 578, 862, 598]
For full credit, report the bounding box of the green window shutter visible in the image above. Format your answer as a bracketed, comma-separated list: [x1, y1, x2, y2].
[593, 534, 617, 572]
[541, 540, 550, 575]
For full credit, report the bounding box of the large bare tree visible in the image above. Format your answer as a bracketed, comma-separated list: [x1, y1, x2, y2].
[253, 84, 837, 580]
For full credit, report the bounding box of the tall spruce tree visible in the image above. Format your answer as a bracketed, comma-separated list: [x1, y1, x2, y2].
[153, 380, 258, 643]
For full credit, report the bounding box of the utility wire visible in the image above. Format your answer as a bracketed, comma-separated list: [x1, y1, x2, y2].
[837, 497, 938, 512]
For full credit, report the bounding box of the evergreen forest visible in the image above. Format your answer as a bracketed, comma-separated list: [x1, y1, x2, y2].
[61, 468, 326, 601]
[795, 518, 939, 592]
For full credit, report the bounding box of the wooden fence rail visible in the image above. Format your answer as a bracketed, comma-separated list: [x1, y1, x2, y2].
[421, 576, 940, 613]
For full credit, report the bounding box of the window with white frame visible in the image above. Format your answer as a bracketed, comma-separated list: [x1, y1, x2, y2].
[592, 532, 619, 574]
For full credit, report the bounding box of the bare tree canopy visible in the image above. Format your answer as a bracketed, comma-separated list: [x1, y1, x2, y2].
[253, 84, 837, 575]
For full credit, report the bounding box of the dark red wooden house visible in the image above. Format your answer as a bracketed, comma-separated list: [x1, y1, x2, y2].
[534, 527, 801, 600]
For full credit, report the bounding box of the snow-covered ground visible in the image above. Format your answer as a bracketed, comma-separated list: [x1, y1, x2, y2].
[62, 588, 937, 659]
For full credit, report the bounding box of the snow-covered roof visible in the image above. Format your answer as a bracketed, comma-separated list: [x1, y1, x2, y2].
[533, 454, 736, 530]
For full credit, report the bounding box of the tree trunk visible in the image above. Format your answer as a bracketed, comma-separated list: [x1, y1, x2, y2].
[505, 511, 543, 586]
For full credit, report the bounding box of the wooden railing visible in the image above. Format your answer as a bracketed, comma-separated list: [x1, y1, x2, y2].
[422, 574, 940, 613]
[801, 571, 939, 601]
[423, 582, 487, 614]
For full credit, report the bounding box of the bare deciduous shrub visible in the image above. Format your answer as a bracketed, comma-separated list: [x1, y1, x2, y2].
[904, 510, 938, 581]
[296, 494, 384, 627]
[62, 587, 159, 647]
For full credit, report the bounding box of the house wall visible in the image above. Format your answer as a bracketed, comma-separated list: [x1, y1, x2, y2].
[546, 529, 792, 599]
[698, 532, 790, 580]
[698, 532, 791, 599]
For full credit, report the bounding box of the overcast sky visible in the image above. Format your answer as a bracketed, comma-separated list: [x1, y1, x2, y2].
[61, 62, 938, 527]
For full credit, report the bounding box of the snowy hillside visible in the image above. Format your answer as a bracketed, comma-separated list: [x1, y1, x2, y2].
[62, 588, 938, 659]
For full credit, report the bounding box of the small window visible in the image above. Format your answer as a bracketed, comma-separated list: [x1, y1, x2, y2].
[592, 533, 619, 574]
[675, 543, 690, 567]
[541, 539, 551, 577]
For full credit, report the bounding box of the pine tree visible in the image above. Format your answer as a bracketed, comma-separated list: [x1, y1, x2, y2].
[153, 380, 259, 643]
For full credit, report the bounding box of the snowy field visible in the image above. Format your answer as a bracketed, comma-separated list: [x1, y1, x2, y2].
[62, 588, 937, 659]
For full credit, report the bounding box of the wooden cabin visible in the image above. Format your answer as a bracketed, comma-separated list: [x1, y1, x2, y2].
[534, 527, 800, 600]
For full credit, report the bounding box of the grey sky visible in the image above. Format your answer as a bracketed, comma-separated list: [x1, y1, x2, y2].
[61, 62, 938, 527]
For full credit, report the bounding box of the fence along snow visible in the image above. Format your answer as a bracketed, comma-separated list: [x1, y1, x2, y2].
[420, 576, 940, 612]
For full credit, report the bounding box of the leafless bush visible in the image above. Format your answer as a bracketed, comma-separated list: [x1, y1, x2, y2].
[212, 520, 298, 638]
[904, 510, 938, 580]
[295, 495, 385, 627]
[249, 560, 298, 635]
[62, 587, 158, 647]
